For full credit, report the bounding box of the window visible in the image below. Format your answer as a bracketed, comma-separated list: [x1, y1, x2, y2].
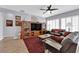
[49, 20, 53, 30]
[72, 16, 79, 32]
[65, 17, 72, 31]
[55, 19, 59, 29]
[47, 15, 79, 32]
[46, 20, 54, 31]
[46, 19, 59, 31]
[46, 20, 50, 30]
[61, 18, 66, 29]
[61, 16, 79, 32]
[52, 20, 55, 29]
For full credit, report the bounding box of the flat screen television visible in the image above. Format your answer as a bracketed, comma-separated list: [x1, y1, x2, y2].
[31, 23, 42, 31]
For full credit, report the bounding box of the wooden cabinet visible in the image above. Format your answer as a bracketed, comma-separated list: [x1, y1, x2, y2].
[32, 31, 40, 36]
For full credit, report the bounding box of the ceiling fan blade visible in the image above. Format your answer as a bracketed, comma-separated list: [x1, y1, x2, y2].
[48, 5, 52, 8]
[49, 5, 52, 8]
[40, 9, 46, 10]
[50, 8, 58, 11]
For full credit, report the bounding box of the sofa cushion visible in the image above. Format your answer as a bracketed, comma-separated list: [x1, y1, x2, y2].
[60, 38, 77, 53]
[71, 32, 79, 43]
[51, 29, 65, 33]
[60, 42, 77, 53]
[61, 32, 74, 44]
[60, 43, 72, 53]
[62, 32, 79, 44]
[51, 35, 63, 43]
[61, 38, 73, 46]
[63, 32, 71, 37]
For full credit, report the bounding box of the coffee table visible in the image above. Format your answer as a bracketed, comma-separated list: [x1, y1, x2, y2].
[38, 34, 52, 39]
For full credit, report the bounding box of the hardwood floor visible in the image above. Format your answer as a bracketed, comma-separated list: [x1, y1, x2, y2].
[0, 38, 29, 53]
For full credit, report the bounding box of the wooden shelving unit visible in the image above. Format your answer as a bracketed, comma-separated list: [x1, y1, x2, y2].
[21, 21, 31, 39]
[21, 21, 46, 39]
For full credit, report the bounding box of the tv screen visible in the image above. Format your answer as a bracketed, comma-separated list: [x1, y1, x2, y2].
[31, 23, 42, 31]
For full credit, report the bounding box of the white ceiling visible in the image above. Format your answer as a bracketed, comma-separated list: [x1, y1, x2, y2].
[0, 5, 79, 18]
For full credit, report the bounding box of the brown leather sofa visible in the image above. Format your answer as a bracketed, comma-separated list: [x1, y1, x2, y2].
[51, 29, 71, 43]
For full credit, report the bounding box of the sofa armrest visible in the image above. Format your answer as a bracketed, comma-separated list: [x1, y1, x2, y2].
[51, 35, 64, 43]
[64, 32, 71, 37]
[43, 38, 62, 51]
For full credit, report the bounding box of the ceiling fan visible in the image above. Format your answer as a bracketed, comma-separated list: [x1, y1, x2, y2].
[40, 5, 58, 14]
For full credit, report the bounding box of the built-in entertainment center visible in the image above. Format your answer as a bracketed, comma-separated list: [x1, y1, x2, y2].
[21, 21, 46, 39]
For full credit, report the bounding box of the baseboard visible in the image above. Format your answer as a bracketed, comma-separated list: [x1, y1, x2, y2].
[3, 36, 20, 40]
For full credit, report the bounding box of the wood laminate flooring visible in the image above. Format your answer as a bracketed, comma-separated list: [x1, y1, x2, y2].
[0, 38, 29, 53]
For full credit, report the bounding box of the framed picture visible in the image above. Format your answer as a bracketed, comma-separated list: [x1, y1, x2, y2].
[15, 16, 21, 20]
[15, 16, 21, 26]
[6, 20, 13, 26]
[15, 21, 22, 26]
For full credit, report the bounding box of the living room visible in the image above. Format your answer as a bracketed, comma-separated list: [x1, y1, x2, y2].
[0, 5, 79, 53]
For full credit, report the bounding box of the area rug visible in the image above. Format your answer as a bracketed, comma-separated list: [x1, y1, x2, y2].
[23, 36, 45, 53]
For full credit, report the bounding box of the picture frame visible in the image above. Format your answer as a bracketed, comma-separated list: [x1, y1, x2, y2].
[15, 21, 22, 26]
[15, 16, 21, 26]
[6, 20, 13, 27]
[15, 16, 21, 21]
